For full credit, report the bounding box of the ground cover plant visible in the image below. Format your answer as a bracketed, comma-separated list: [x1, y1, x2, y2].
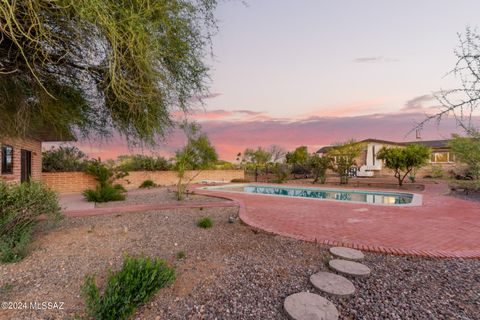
[82, 255, 175, 320]
[0, 181, 61, 263]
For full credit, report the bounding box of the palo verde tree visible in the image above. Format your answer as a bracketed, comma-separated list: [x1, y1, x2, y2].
[174, 121, 218, 200]
[376, 144, 431, 186]
[327, 140, 364, 184]
[242, 147, 272, 182]
[0, 0, 217, 144]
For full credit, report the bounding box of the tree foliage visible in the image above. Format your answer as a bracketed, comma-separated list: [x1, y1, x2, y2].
[285, 146, 309, 178]
[327, 140, 363, 184]
[242, 147, 272, 182]
[448, 131, 480, 179]
[42, 146, 88, 172]
[117, 155, 171, 172]
[0, 0, 217, 144]
[308, 153, 332, 184]
[377, 144, 430, 186]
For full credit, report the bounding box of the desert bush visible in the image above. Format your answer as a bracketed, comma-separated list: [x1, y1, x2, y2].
[272, 163, 289, 183]
[82, 255, 175, 320]
[0, 182, 61, 263]
[176, 251, 186, 259]
[139, 180, 157, 188]
[430, 165, 444, 178]
[42, 146, 87, 172]
[231, 178, 249, 183]
[196, 217, 213, 228]
[117, 155, 171, 171]
[83, 160, 128, 202]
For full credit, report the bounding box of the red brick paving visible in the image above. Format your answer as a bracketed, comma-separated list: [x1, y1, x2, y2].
[195, 182, 480, 259]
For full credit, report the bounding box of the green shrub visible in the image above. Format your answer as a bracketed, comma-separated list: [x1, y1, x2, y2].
[430, 165, 444, 178]
[83, 185, 125, 203]
[117, 155, 171, 171]
[176, 251, 186, 259]
[0, 182, 61, 263]
[83, 160, 128, 202]
[139, 180, 157, 189]
[196, 217, 213, 228]
[272, 163, 289, 183]
[231, 178, 249, 183]
[42, 146, 87, 172]
[82, 255, 175, 320]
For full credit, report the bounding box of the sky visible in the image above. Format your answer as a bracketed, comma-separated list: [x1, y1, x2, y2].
[62, 0, 480, 161]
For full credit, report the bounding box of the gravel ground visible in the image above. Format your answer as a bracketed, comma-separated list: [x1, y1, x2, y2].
[95, 187, 226, 208]
[0, 205, 478, 320]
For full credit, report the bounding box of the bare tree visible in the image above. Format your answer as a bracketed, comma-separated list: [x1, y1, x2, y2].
[268, 145, 287, 163]
[415, 27, 480, 134]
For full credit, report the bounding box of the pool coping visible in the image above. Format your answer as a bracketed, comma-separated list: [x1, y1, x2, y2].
[200, 183, 423, 206]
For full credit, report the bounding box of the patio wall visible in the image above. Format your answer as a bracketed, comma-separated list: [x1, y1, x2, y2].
[42, 169, 244, 194]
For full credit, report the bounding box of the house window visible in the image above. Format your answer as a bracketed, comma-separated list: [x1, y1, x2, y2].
[430, 152, 454, 163]
[1, 145, 13, 174]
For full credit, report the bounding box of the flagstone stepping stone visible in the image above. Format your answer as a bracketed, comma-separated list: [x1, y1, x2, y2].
[329, 259, 371, 278]
[310, 272, 355, 297]
[284, 292, 338, 320]
[329, 247, 364, 261]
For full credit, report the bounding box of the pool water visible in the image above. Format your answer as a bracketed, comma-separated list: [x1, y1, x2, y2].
[207, 184, 415, 205]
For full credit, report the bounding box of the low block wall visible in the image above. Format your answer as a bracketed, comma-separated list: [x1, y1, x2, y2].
[42, 170, 244, 194]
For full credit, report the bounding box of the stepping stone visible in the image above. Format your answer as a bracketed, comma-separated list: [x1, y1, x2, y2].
[329, 247, 364, 261]
[329, 259, 371, 278]
[310, 272, 355, 297]
[284, 292, 338, 320]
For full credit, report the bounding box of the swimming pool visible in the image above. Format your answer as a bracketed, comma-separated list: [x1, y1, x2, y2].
[203, 184, 421, 206]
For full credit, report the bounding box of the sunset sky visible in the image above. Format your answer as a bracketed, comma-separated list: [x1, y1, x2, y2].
[60, 0, 480, 161]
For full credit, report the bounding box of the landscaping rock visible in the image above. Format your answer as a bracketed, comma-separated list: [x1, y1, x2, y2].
[329, 247, 364, 261]
[329, 259, 371, 278]
[310, 272, 355, 297]
[284, 292, 339, 320]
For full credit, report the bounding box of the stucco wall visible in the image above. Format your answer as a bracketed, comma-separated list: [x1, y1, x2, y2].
[0, 137, 42, 183]
[42, 169, 245, 194]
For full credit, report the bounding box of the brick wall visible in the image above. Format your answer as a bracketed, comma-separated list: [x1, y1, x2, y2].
[42, 169, 245, 194]
[0, 137, 42, 183]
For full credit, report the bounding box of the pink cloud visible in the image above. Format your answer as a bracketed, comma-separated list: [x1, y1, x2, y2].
[46, 109, 478, 162]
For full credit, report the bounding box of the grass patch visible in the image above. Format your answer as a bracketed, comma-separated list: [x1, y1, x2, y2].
[176, 251, 186, 259]
[82, 255, 175, 320]
[196, 217, 213, 229]
[139, 179, 157, 189]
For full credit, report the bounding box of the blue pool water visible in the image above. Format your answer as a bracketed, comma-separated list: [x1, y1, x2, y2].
[208, 185, 415, 205]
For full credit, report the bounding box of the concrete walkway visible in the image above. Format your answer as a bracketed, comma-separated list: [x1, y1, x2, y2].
[195, 182, 480, 258]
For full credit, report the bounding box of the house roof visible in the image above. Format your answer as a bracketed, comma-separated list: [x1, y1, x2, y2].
[316, 139, 450, 153]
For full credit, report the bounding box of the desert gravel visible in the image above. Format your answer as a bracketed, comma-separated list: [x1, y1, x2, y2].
[0, 204, 478, 320]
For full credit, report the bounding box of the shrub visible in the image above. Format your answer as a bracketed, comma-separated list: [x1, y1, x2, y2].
[82, 255, 175, 320]
[139, 180, 157, 189]
[83, 160, 128, 202]
[83, 185, 125, 203]
[117, 155, 171, 171]
[430, 165, 444, 178]
[196, 217, 213, 228]
[176, 251, 186, 259]
[231, 178, 249, 183]
[42, 146, 87, 172]
[0, 182, 61, 263]
[272, 163, 289, 183]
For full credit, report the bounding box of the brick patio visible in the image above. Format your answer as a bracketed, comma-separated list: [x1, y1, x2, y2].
[196, 182, 480, 258]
